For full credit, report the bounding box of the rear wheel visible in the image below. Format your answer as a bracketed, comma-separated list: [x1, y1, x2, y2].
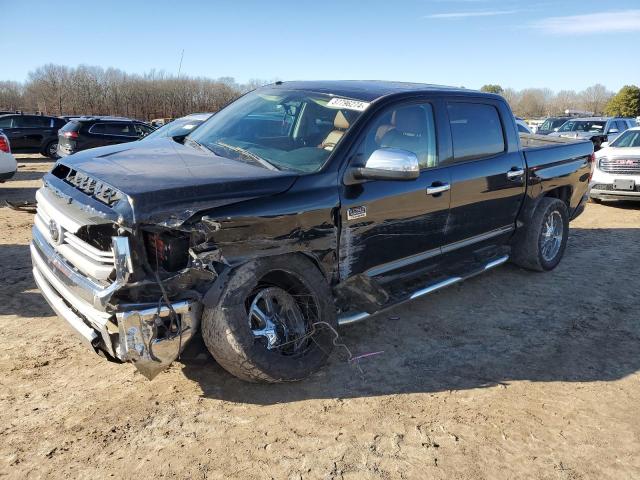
[43, 141, 59, 159]
[201, 255, 336, 383]
[511, 197, 569, 272]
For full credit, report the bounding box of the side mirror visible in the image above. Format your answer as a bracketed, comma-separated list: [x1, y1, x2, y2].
[172, 134, 188, 144]
[348, 148, 419, 183]
[608, 129, 619, 135]
[553, 127, 560, 132]
[600, 142, 609, 148]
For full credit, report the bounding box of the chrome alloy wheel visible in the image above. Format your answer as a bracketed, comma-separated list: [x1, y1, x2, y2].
[48, 142, 58, 157]
[248, 286, 310, 353]
[540, 210, 563, 262]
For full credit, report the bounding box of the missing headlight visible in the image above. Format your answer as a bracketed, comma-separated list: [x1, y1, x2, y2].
[144, 231, 190, 272]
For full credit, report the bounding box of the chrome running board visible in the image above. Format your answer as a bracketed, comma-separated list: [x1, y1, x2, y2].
[338, 255, 509, 326]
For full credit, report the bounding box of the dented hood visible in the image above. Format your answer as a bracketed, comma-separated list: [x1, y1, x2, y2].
[55, 138, 298, 226]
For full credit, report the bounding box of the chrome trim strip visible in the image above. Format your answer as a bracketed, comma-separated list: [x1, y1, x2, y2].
[366, 247, 441, 277]
[441, 225, 514, 254]
[366, 226, 514, 277]
[32, 267, 99, 345]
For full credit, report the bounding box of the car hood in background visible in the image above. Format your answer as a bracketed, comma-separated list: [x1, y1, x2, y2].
[48, 138, 298, 226]
[548, 131, 603, 139]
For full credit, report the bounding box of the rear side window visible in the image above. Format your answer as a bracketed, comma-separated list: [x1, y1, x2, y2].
[60, 121, 81, 132]
[90, 122, 136, 136]
[0, 116, 13, 128]
[14, 116, 51, 128]
[447, 102, 505, 162]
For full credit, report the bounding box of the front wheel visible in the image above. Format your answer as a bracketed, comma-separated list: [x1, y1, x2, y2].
[512, 197, 569, 272]
[201, 255, 337, 383]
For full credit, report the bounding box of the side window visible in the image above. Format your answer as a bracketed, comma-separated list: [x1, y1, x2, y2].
[104, 123, 136, 136]
[134, 124, 154, 136]
[0, 116, 13, 128]
[517, 123, 529, 133]
[90, 123, 107, 135]
[356, 103, 438, 169]
[447, 102, 505, 162]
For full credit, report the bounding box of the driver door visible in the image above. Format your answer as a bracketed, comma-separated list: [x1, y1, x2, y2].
[338, 100, 451, 279]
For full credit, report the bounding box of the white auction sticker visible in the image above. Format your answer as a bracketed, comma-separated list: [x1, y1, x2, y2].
[326, 97, 370, 111]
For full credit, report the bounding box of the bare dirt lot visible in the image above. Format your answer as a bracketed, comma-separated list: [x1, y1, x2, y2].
[1, 154, 639, 480]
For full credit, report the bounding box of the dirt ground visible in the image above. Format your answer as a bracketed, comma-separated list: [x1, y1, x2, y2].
[1, 154, 639, 480]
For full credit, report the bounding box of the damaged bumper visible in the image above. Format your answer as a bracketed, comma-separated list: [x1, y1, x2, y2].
[31, 225, 200, 379]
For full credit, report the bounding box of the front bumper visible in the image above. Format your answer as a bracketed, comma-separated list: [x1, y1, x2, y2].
[31, 225, 200, 379]
[589, 168, 640, 201]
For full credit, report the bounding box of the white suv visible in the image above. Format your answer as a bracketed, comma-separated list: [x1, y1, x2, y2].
[0, 130, 17, 182]
[590, 127, 640, 202]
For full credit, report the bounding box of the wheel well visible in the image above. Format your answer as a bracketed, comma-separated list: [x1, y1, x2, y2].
[543, 186, 572, 207]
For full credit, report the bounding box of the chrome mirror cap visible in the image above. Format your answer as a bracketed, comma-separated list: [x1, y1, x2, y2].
[347, 148, 420, 183]
[365, 148, 419, 173]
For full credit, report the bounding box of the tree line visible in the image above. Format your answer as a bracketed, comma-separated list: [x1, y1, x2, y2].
[1, 63, 638, 121]
[480, 84, 640, 119]
[0, 64, 272, 120]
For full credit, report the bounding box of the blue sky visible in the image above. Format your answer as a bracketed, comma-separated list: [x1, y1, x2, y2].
[1, 0, 639, 92]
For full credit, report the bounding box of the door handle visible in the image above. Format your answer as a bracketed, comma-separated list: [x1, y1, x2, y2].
[426, 183, 450, 195]
[506, 168, 525, 179]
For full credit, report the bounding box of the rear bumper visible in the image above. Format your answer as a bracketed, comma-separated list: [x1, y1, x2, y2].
[31, 225, 200, 378]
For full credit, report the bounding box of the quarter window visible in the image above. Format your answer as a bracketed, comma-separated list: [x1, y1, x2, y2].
[447, 102, 505, 162]
[356, 103, 438, 169]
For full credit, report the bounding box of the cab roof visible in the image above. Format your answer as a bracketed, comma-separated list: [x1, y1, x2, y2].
[265, 80, 489, 102]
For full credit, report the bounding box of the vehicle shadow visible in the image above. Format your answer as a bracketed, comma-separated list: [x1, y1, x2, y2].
[0, 243, 52, 318]
[181, 226, 640, 404]
[597, 200, 640, 210]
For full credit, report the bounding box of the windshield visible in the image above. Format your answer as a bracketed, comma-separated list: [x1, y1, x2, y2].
[187, 89, 367, 173]
[610, 129, 640, 148]
[558, 120, 606, 133]
[143, 116, 208, 141]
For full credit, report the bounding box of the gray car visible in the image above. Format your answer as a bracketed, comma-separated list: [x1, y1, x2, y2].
[548, 117, 636, 150]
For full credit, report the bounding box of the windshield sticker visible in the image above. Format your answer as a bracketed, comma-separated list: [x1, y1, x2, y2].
[327, 97, 370, 112]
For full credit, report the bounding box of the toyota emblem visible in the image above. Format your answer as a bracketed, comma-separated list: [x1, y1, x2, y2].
[49, 219, 61, 244]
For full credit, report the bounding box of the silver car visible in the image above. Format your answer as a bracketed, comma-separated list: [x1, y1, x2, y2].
[549, 117, 636, 150]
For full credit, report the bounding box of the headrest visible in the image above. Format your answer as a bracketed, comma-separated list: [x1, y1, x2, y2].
[395, 107, 425, 135]
[334, 111, 350, 130]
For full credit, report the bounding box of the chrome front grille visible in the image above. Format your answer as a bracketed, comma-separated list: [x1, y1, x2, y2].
[599, 157, 640, 175]
[34, 190, 115, 282]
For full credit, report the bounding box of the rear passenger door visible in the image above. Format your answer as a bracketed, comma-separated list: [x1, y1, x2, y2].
[443, 100, 526, 250]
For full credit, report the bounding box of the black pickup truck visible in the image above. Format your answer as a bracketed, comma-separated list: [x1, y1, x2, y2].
[30, 81, 594, 381]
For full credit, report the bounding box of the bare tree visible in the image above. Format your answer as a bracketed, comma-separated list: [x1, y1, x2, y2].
[580, 84, 612, 115]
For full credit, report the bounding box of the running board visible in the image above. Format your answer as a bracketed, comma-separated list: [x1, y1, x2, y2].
[338, 255, 509, 326]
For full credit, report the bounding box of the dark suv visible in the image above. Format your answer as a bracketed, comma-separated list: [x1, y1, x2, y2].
[57, 117, 155, 157]
[0, 114, 67, 158]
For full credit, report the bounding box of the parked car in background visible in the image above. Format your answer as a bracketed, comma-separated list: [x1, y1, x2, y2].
[57, 116, 155, 157]
[515, 118, 533, 134]
[141, 113, 212, 142]
[536, 117, 571, 135]
[30, 81, 594, 381]
[0, 113, 67, 158]
[590, 127, 640, 203]
[0, 129, 17, 181]
[548, 117, 636, 150]
[150, 117, 174, 128]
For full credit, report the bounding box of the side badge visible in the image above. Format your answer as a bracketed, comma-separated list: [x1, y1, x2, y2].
[347, 206, 367, 221]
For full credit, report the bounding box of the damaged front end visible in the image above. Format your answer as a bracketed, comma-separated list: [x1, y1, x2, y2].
[30, 181, 212, 380]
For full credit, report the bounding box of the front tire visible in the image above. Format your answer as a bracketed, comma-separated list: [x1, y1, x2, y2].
[201, 255, 337, 383]
[512, 197, 569, 272]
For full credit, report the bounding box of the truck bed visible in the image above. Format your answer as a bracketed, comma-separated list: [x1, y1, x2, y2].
[520, 133, 593, 170]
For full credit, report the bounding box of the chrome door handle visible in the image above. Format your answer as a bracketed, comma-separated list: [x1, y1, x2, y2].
[426, 183, 450, 195]
[506, 168, 525, 179]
